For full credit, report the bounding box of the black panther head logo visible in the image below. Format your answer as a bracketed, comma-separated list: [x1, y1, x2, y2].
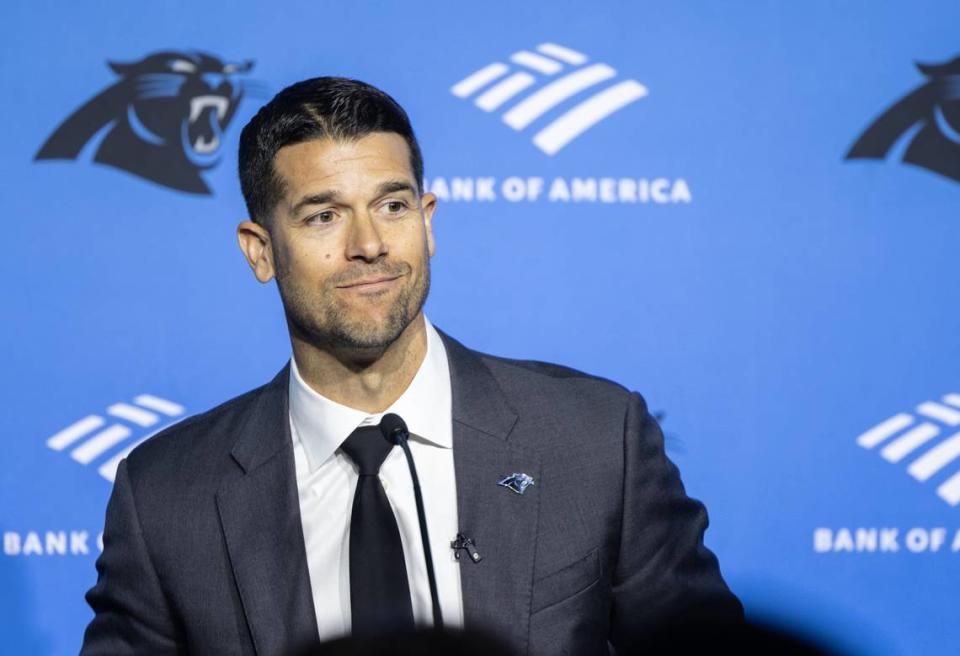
[35, 50, 263, 194]
[846, 54, 960, 184]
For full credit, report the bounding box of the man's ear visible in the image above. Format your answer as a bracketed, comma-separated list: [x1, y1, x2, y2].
[420, 191, 437, 257]
[236, 220, 276, 283]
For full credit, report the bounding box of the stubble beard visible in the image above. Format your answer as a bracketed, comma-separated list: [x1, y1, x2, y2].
[276, 253, 431, 356]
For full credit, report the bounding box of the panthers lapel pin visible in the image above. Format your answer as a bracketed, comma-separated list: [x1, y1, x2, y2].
[498, 472, 535, 495]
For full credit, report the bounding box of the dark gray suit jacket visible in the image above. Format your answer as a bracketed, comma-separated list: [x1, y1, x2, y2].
[81, 331, 741, 655]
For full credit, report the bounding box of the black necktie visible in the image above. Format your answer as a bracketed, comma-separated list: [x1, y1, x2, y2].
[340, 425, 415, 635]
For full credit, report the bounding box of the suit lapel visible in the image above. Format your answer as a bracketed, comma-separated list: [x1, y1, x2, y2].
[441, 333, 541, 654]
[215, 365, 320, 656]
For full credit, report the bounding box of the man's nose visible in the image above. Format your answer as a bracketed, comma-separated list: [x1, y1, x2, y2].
[346, 212, 387, 262]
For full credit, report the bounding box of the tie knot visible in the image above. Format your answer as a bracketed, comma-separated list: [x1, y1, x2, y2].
[340, 425, 395, 475]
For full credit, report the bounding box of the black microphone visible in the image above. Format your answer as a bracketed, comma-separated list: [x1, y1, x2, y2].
[379, 413, 443, 629]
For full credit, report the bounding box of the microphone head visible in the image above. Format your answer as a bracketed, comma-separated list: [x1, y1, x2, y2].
[379, 413, 409, 445]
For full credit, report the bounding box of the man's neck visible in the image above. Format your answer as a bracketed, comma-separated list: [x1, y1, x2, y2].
[290, 314, 428, 414]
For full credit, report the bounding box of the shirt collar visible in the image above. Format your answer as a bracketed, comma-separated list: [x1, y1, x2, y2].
[288, 317, 453, 472]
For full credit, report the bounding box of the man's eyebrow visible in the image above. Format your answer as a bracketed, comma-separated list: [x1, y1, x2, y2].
[290, 190, 342, 215]
[376, 180, 417, 198]
[288, 181, 417, 216]
[374, 180, 418, 197]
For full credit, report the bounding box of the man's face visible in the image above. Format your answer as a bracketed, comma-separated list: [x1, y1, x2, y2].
[243, 132, 436, 353]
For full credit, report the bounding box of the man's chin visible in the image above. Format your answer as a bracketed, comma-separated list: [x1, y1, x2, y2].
[324, 314, 414, 352]
[332, 330, 399, 352]
[286, 277, 427, 356]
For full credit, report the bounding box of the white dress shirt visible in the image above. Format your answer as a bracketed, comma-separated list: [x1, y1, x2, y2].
[288, 318, 464, 641]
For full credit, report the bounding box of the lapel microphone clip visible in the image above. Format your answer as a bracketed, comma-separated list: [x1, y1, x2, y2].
[451, 533, 482, 563]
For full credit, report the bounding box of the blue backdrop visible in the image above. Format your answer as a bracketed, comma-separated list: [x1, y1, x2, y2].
[2, 2, 958, 654]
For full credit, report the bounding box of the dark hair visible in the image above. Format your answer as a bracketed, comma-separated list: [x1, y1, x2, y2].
[238, 76, 424, 224]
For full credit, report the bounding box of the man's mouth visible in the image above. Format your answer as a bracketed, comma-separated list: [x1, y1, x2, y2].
[336, 275, 402, 290]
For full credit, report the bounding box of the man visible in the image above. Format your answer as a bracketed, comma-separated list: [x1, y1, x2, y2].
[81, 77, 742, 655]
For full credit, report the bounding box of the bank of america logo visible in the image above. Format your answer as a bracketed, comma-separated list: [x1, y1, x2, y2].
[45, 395, 185, 483]
[451, 43, 648, 155]
[857, 394, 960, 506]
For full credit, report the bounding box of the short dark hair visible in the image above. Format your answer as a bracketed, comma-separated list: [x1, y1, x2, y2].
[238, 76, 424, 224]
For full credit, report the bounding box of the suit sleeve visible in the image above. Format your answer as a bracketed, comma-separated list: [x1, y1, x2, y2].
[81, 458, 183, 655]
[609, 392, 743, 650]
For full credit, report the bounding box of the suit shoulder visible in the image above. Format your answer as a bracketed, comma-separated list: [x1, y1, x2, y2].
[457, 344, 650, 460]
[438, 329, 640, 411]
[123, 380, 269, 476]
[481, 352, 623, 383]
[474, 349, 636, 407]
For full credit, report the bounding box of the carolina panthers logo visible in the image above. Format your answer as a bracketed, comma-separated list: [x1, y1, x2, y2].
[35, 50, 263, 194]
[846, 54, 960, 183]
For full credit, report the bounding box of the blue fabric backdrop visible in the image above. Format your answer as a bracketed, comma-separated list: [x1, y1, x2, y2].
[2, 1, 958, 653]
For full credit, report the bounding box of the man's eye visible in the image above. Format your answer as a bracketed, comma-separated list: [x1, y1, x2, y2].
[307, 210, 335, 224]
[384, 201, 406, 213]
